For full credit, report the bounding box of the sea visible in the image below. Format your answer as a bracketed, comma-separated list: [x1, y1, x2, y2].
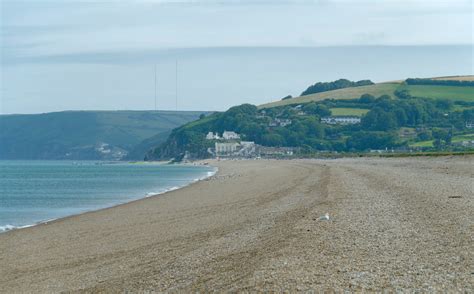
[0, 160, 216, 232]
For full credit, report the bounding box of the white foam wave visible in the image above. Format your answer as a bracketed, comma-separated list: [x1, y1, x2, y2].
[146, 167, 217, 198]
[0, 225, 16, 232]
[0, 218, 57, 233]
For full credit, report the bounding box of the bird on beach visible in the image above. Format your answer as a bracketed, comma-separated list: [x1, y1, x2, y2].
[319, 213, 330, 221]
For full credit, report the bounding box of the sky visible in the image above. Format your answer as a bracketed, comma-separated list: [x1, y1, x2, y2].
[1, 0, 473, 114]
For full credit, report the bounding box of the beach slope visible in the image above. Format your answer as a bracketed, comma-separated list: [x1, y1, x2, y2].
[0, 157, 473, 292]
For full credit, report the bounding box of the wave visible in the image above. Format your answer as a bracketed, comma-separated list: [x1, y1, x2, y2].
[0, 223, 37, 232]
[146, 186, 180, 197]
[146, 167, 217, 197]
[0, 225, 16, 232]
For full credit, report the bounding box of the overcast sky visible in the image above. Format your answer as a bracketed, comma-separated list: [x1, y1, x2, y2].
[1, 0, 473, 114]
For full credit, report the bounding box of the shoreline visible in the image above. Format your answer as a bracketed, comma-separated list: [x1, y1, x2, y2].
[0, 157, 472, 292]
[0, 163, 218, 234]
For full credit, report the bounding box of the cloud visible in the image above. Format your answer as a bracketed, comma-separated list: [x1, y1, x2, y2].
[1, 0, 472, 64]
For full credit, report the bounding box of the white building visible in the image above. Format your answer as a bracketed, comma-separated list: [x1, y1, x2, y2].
[321, 117, 361, 125]
[269, 118, 292, 127]
[279, 119, 292, 127]
[215, 142, 240, 156]
[206, 132, 220, 140]
[238, 141, 256, 157]
[215, 141, 256, 157]
[222, 131, 240, 140]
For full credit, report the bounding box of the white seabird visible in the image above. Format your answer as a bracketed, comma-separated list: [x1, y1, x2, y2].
[319, 213, 330, 221]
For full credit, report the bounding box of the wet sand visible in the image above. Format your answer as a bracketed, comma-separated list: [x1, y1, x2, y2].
[0, 157, 473, 292]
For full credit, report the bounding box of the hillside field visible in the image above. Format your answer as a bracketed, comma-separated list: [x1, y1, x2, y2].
[410, 133, 474, 148]
[260, 75, 474, 109]
[260, 83, 399, 108]
[329, 108, 369, 117]
[399, 85, 474, 102]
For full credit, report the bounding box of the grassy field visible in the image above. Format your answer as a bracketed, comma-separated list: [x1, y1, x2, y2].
[410, 140, 434, 148]
[453, 105, 474, 111]
[330, 108, 369, 117]
[259, 75, 474, 109]
[259, 83, 400, 108]
[452, 133, 474, 143]
[409, 133, 474, 148]
[432, 75, 474, 81]
[401, 85, 474, 102]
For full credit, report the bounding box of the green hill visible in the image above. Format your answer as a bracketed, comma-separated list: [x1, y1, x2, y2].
[147, 76, 474, 160]
[0, 110, 207, 160]
[260, 76, 474, 109]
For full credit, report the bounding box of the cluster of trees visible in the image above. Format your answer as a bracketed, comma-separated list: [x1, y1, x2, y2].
[406, 78, 474, 87]
[301, 79, 374, 96]
[360, 95, 446, 131]
[358, 87, 474, 132]
[347, 132, 398, 151]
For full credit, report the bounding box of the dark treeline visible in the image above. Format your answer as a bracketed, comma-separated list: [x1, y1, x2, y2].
[406, 78, 474, 87]
[301, 79, 374, 96]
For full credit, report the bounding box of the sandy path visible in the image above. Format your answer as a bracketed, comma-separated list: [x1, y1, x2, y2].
[0, 157, 472, 292]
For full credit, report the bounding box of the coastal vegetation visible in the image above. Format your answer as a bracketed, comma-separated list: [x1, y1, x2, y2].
[147, 76, 474, 160]
[300, 79, 374, 96]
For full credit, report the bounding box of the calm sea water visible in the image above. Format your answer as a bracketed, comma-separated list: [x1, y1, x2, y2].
[0, 161, 215, 232]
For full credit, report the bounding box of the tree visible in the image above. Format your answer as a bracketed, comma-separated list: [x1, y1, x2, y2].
[303, 117, 325, 139]
[303, 102, 331, 117]
[362, 108, 397, 131]
[436, 100, 454, 111]
[262, 133, 285, 147]
[432, 129, 449, 141]
[301, 79, 374, 96]
[359, 94, 376, 104]
[417, 130, 432, 141]
[347, 131, 397, 151]
[394, 89, 411, 99]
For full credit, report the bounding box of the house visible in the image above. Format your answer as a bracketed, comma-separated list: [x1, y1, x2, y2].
[453, 140, 474, 147]
[215, 142, 240, 156]
[278, 119, 292, 127]
[259, 146, 297, 157]
[206, 132, 220, 140]
[466, 121, 474, 129]
[399, 128, 417, 139]
[222, 131, 240, 140]
[238, 141, 256, 157]
[321, 116, 361, 125]
[269, 118, 292, 127]
[297, 111, 306, 116]
[215, 141, 256, 157]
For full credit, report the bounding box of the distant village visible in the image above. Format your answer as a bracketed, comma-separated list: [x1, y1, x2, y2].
[205, 107, 362, 158]
[205, 130, 297, 158]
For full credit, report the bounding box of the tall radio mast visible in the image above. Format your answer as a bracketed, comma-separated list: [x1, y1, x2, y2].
[154, 64, 157, 111]
[175, 60, 178, 111]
